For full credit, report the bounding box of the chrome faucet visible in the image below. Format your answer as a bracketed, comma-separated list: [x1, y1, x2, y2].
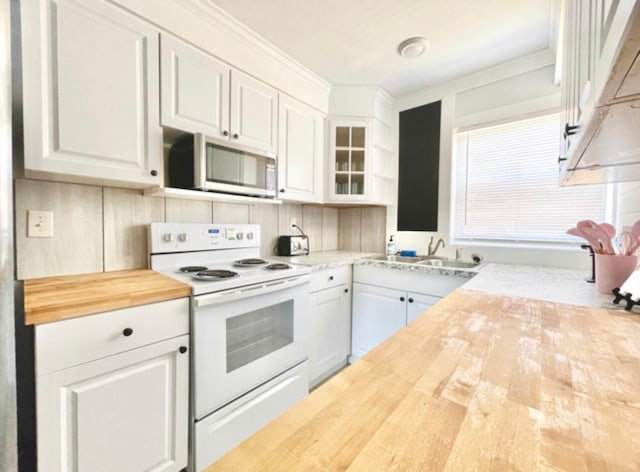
[427, 237, 446, 256]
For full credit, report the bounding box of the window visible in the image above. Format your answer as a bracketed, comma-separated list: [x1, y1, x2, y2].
[453, 113, 613, 245]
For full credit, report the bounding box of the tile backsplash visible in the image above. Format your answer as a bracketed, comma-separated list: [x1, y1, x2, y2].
[14, 179, 386, 279]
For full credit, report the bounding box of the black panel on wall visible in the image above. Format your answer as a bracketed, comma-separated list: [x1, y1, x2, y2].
[397, 101, 441, 231]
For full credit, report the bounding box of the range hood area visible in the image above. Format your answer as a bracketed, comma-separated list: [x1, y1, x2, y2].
[562, 2, 640, 185]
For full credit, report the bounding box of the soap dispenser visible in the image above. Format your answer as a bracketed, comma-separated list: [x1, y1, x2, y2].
[386, 235, 396, 255]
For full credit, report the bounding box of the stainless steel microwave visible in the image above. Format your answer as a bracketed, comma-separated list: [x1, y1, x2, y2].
[169, 133, 277, 198]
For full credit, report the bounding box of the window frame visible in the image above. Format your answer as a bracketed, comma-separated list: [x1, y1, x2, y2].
[449, 112, 619, 249]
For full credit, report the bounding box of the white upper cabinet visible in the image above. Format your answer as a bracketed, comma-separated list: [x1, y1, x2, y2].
[21, 0, 163, 188]
[160, 35, 278, 154]
[277, 94, 324, 202]
[230, 70, 278, 153]
[559, 0, 640, 184]
[160, 34, 230, 139]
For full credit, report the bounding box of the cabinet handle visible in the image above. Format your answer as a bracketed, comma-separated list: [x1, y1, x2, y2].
[329, 276, 334, 281]
[122, 328, 133, 337]
[150, 169, 158, 177]
[223, 130, 229, 136]
[400, 296, 405, 302]
[233, 133, 239, 139]
[408, 298, 414, 303]
[179, 346, 188, 354]
[279, 188, 285, 193]
[563, 123, 579, 139]
[344, 288, 349, 293]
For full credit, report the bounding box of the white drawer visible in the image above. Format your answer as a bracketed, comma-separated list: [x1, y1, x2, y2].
[309, 266, 351, 293]
[36, 298, 189, 376]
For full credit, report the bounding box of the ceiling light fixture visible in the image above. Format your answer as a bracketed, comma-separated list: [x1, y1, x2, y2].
[397, 37, 429, 58]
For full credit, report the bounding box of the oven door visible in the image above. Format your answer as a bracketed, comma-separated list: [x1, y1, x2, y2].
[192, 277, 310, 419]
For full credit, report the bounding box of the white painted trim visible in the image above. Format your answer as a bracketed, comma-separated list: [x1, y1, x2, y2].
[394, 49, 556, 112]
[173, 0, 331, 93]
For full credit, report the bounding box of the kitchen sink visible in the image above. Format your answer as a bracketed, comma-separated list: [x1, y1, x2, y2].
[367, 255, 478, 269]
[416, 259, 479, 269]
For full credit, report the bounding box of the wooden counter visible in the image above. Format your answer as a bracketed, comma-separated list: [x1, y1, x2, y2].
[24, 269, 191, 325]
[206, 288, 640, 471]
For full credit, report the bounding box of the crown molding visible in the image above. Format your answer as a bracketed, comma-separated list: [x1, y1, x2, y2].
[174, 0, 331, 93]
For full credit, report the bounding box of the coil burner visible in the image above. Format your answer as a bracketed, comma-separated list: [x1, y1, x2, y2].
[192, 270, 239, 281]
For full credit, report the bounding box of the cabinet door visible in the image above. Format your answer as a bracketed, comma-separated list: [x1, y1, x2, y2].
[160, 34, 230, 139]
[230, 71, 278, 153]
[37, 335, 189, 472]
[406, 292, 441, 324]
[351, 283, 406, 359]
[310, 285, 351, 386]
[21, 0, 162, 188]
[328, 120, 369, 202]
[278, 95, 324, 202]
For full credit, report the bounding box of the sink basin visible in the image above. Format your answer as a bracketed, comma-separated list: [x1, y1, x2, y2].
[417, 259, 478, 269]
[367, 255, 478, 269]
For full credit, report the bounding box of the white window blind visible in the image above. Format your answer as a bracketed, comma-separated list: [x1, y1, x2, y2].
[453, 113, 608, 244]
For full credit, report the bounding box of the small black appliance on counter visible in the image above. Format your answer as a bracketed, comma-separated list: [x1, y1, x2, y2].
[277, 235, 309, 256]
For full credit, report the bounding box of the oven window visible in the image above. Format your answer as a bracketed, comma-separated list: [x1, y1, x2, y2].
[226, 300, 294, 373]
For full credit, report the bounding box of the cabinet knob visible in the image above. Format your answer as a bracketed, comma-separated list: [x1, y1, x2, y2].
[150, 169, 158, 177]
[408, 298, 414, 303]
[223, 130, 229, 136]
[400, 296, 405, 302]
[279, 188, 285, 193]
[179, 346, 188, 354]
[233, 133, 239, 139]
[329, 276, 334, 281]
[122, 328, 133, 337]
[344, 288, 349, 293]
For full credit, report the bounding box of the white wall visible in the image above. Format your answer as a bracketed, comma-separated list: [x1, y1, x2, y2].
[387, 50, 599, 270]
[620, 183, 640, 228]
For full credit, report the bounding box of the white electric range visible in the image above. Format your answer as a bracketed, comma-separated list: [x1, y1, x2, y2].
[149, 223, 311, 471]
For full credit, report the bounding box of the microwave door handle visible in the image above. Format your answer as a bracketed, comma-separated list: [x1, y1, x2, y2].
[194, 133, 207, 187]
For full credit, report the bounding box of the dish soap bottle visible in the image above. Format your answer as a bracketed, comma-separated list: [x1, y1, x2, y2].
[386, 235, 396, 255]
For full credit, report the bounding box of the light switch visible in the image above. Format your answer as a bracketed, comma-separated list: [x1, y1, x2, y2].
[27, 210, 54, 238]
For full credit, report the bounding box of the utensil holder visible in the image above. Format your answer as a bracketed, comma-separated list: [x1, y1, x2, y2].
[595, 254, 639, 294]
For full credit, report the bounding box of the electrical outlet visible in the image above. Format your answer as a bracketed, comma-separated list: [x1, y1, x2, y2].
[290, 217, 297, 229]
[27, 210, 54, 238]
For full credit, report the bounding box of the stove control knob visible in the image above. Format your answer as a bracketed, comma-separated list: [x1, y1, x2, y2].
[163, 233, 174, 243]
[246, 232, 254, 240]
[178, 233, 189, 242]
[236, 232, 244, 240]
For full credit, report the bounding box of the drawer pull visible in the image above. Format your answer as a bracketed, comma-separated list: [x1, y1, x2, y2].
[122, 328, 133, 337]
[179, 346, 188, 354]
[344, 288, 349, 293]
[408, 298, 414, 303]
[329, 276, 334, 281]
[400, 296, 405, 302]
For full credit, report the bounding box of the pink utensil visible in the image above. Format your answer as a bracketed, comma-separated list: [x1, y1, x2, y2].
[567, 227, 602, 253]
[582, 227, 615, 254]
[632, 220, 640, 238]
[599, 223, 616, 240]
[618, 231, 637, 255]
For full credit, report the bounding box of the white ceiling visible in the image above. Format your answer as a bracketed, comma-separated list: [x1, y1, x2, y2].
[207, 0, 558, 96]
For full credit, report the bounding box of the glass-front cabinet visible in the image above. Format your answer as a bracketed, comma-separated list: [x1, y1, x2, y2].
[328, 120, 369, 201]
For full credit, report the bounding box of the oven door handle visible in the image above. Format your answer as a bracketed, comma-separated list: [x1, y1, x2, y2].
[193, 275, 310, 308]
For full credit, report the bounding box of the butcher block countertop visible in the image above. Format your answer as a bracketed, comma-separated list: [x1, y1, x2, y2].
[207, 288, 640, 471]
[24, 269, 191, 325]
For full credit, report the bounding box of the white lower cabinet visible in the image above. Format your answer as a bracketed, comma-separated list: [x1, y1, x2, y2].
[351, 265, 468, 359]
[35, 299, 190, 472]
[351, 284, 406, 358]
[309, 267, 352, 387]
